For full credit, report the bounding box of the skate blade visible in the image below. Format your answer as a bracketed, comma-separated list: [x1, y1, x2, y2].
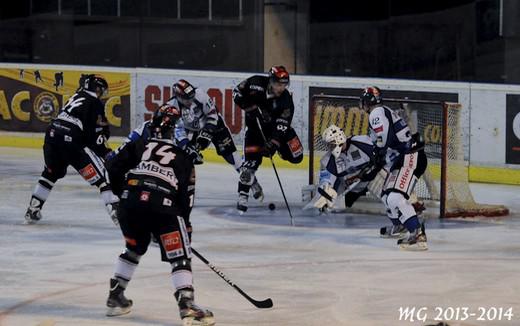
[106, 306, 131, 317]
[399, 242, 428, 251]
[182, 317, 216, 326]
[23, 218, 38, 225]
[380, 233, 407, 239]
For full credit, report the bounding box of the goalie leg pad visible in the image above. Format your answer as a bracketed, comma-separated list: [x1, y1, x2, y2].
[368, 169, 387, 199]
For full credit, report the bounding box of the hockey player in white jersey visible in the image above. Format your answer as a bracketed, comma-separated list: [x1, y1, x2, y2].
[168, 79, 264, 200]
[305, 125, 380, 212]
[360, 86, 428, 251]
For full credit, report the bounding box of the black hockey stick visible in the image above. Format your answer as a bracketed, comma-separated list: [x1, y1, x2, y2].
[191, 248, 273, 309]
[255, 116, 295, 226]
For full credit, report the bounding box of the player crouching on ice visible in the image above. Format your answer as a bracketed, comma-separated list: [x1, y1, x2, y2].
[360, 86, 428, 251]
[232, 65, 304, 213]
[104, 104, 215, 325]
[303, 125, 380, 215]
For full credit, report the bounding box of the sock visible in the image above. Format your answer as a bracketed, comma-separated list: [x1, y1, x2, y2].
[403, 215, 420, 232]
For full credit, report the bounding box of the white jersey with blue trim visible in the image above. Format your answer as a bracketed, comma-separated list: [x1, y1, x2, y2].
[319, 135, 374, 191]
[368, 105, 412, 164]
[107, 120, 152, 160]
[168, 88, 218, 149]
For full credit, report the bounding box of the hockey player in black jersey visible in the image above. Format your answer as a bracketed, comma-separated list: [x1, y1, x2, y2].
[24, 74, 119, 225]
[233, 65, 304, 213]
[104, 104, 214, 325]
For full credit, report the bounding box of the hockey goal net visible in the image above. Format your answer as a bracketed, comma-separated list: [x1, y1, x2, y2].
[307, 95, 509, 218]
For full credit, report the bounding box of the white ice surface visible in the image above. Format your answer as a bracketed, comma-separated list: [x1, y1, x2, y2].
[1, 147, 520, 326]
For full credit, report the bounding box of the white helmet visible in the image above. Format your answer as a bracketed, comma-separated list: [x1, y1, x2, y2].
[322, 125, 347, 158]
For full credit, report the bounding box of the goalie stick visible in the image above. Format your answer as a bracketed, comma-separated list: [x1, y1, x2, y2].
[192, 248, 274, 309]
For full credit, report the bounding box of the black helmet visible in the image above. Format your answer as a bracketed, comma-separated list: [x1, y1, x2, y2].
[83, 74, 109, 98]
[150, 104, 181, 139]
[268, 65, 290, 84]
[360, 86, 382, 109]
[173, 79, 196, 100]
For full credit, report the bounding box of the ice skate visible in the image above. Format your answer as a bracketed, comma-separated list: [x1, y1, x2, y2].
[106, 278, 133, 316]
[398, 224, 428, 251]
[24, 196, 43, 224]
[250, 180, 264, 202]
[380, 224, 407, 238]
[237, 192, 248, 214]
[176, 289, 215, 326]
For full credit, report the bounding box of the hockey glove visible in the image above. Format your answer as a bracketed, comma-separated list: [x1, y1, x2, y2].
[373, 147, 387, 169]
[411, 132, 425, 152]
[315, 184, 338, 210]
[242, 104, 259, 113]
[187, 224, 192, 243]
[196, 128, 213, 151]
[186, 145, 204, 165]
[263, 139, 280, 157]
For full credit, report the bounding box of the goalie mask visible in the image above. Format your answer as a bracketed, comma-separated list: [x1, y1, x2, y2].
[322, 125, 347, 158]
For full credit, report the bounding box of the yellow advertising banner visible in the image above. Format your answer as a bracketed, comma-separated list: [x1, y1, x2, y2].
[0, 68, 131, 135]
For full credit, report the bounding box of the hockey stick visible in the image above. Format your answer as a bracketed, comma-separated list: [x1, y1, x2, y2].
[191, 248, 273, 309]
[255, 116, 295, 226]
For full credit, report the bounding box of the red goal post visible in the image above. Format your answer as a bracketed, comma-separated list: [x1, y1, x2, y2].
[308, 94, 509, 218]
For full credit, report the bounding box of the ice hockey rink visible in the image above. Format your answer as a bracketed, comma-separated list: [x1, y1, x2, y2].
[1, 147, 520, 326]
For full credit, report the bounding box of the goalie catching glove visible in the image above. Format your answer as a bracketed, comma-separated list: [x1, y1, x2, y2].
[303, 184, 337, 211]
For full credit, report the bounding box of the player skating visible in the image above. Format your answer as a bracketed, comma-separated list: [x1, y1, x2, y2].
[24, 74, 119, 225]
[104, 104, 215, 325]
[232, 65, 304, 213]
[360, 86, 428, 250]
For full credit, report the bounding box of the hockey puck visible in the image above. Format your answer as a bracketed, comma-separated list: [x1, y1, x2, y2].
[268, 203, 276, 211]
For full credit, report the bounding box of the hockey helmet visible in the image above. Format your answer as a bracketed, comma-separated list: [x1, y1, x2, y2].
[360, 86, 382, 110]
[173, 79, 196, 107]
[150, 103, 181, 139]
[83, 74, 109, 98]
[268, 65, 290, 85]
[322, 124, 347, 158]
